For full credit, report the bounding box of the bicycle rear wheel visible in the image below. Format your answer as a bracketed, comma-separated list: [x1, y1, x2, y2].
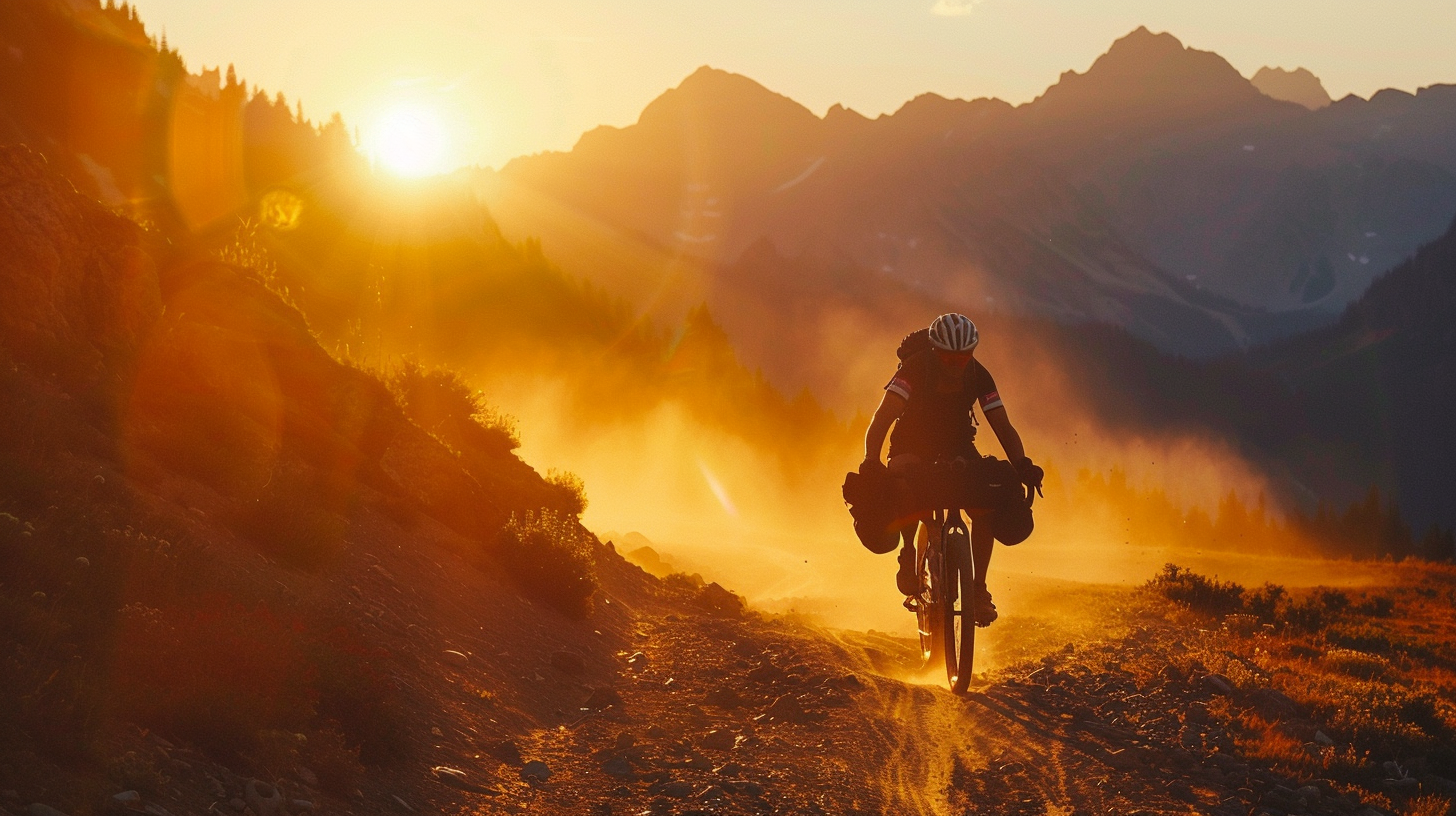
[940, 514, 976, 694]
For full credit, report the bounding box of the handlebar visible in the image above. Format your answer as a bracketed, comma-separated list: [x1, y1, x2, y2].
[875, 456, 1032, 516]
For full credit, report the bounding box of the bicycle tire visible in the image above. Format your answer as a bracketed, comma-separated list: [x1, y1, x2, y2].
[912, 524, 938, 667]
[941, 515, 976, 693]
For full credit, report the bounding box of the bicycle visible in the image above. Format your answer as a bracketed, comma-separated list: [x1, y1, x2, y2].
[897, 458, 1032, 695]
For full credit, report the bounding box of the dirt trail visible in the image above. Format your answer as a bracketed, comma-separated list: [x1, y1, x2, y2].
[480, 558, 1446, 816]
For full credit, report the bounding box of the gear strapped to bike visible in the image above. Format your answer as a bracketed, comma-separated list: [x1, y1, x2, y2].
[843, 456, 1036, 694]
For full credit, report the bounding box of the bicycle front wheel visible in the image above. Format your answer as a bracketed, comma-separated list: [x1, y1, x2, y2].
[940, 515, 976, 694]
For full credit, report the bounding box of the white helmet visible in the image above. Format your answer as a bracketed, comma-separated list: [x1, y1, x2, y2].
[928, 313, 978, 352]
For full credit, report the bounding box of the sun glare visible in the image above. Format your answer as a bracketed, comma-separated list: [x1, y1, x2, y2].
[370, 103, 450, 177]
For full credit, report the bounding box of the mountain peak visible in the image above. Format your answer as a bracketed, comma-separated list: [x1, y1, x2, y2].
[1250, 66, 1332, 109]
[1028, 27, 1269, 124]
[1105, 26, 1187, 64]
[637, 66, 818, 132]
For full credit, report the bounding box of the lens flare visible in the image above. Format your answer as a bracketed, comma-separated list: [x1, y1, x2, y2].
[699, 461, 739, 517]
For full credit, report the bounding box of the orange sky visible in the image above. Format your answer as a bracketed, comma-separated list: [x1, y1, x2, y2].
[131, 0, 1455, 170]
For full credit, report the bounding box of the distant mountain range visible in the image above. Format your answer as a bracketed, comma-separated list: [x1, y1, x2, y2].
[1250, 67, 1333, 110]
[4, 0, 1455, 534]
[488, 27, 1456, 357]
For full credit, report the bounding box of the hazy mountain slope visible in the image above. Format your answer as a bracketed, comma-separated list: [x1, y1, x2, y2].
[1247, 215, 1456, 529]
[494, 29, 1456, 357]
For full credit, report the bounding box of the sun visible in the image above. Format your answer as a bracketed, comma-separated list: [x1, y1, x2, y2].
[370, 103, 450, 177]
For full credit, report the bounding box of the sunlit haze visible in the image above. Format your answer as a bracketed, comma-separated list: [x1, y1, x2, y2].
[368, 103, 451, 177]
[129, 0, 1455, 169]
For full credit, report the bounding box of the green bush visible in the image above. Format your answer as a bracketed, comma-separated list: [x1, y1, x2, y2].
[1146, 564, 1245, 616]
[496, 508, 597, 616]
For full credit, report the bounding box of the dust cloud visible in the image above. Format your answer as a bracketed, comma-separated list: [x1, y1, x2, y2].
[477, 334, 1326, 659]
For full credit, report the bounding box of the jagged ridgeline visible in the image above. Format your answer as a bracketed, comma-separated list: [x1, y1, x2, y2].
[0, 0, 848, 463]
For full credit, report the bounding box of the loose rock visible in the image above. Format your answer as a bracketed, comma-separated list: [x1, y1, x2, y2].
[601, 757, 634, 779]
[1202, 674, 1234, 695]
[585, 687, 624, 710]
[488, 740, 523, 766]
[520, 761, 551, 784]
[699, 729, 736, 751]
[431, 766, 497, 795]
[243, 780, 284, 816]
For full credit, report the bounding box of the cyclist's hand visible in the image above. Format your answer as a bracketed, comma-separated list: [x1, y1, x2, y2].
[1015, 456, 1045, 494]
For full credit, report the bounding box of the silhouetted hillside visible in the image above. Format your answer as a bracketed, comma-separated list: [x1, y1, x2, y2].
[1248, 215, 1456, 530]
[0, 0, 359, 233]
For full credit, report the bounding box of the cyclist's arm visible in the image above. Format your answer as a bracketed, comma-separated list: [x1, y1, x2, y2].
[983, 405, 1026, 463]
[862, 391, 907, 467]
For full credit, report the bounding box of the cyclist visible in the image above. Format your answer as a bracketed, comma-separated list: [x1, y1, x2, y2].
[858, 313, 1043, 626]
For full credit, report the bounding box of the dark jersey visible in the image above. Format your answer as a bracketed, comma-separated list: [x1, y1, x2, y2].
[884, 351, 1003, 459]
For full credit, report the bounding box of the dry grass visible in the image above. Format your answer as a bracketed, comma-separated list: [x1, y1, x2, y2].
[1143, 562, 1456, 802]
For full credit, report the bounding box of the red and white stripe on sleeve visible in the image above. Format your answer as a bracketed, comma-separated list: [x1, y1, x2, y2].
[886, 375, 912, 400]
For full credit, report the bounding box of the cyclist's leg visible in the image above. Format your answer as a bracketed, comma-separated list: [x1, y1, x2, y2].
[971, 519, 993, 581]
[970, 519, 998, 625]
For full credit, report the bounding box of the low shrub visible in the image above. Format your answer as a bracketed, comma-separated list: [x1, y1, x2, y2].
[1146, 564, 1244, 616]
[1355, 594, 1396, 617]
[387, 362, 519, 454]
[1321, 648, 1391, 681]
[545, 469, 588, 517]
[1244, 582, 1287, 623]
[496, 508, 597, 616]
